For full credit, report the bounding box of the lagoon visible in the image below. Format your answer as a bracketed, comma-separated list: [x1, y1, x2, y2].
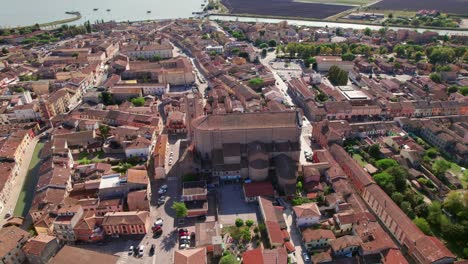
[0, 0, 205, 27]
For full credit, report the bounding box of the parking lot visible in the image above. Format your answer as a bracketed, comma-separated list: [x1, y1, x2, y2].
[218, 184, 258, 225]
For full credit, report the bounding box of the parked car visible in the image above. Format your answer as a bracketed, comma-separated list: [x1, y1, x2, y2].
[302, 252, 310, 263]
[128, 246, 134, 255]
[180, 236, 190, 240]
[180, 239, 189, 245]
[157, 199, 165, 207]
[138, 246, 145, 257]
[149, 244, 155, 256]
[160, 184, 168, 190]
[158, 188, 167, 194]
[154, 217, 163, 227]
[179, 243, 189, 249]
[197, 215, 206, 221]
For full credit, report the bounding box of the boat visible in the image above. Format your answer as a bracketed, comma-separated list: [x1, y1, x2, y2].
[147, 10, 151, 13]
[93, 8, 98, 11]
[106, 9, 111, 11]
[65, 11, 81, 15]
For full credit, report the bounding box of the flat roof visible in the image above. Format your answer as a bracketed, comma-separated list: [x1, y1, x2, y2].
[99, 174, 121, 189]
[342, 90, 369, 100]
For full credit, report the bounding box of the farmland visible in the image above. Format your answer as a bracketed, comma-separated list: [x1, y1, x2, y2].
[370, 0, 468, 16]
[294, 0, 374, 6]
[221, 0, 353, 19]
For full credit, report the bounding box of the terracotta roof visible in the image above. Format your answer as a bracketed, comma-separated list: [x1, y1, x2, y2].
[49, 245, 118, 264]
[102, 211, 149, 226]
[22, 234, 56, 256]
[192, 111, 299, 131]
[330, 235, 362, 252]
[293, 203, 321, 218]
[126, 168, 148, 185]
[302, 229, 335, 242]
[174, 247, 206, 264]
[0, 226, 30, 257]
[243, 181, 275, 198]
[265, 221, 284, 245]
[242, 248, 263, 264]
[382, 249, 409, 264]
[312, 251, 333, 263]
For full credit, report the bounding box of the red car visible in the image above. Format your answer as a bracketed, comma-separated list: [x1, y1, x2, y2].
[152, 225, 162, 232]
[179, 231, 189, 237]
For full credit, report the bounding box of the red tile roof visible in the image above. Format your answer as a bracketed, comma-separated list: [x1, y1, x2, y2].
[243, 181, 275, 198]
[266, 221, 284, 245]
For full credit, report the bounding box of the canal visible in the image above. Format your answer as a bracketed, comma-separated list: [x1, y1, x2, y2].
[14, 141, 45, 217]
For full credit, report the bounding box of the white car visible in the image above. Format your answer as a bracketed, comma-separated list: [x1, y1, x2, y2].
[138, 246, 145, 257]
[179, 243, 188, 249]
[158, 188, 166, 194]
[168, 161, 172, 166]
[154, 218, 164, 226]
[161, 185, 168, 190]
[180, 235, 190, 240]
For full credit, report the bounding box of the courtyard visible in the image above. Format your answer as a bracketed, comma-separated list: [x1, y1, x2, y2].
[218, 184, 258, 225]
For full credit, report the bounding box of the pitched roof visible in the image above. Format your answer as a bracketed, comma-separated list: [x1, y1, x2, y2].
[243, 181, 275, 198]
[0, 226, 30, 257]
[302, 229, 336, 242]
[192, 111, 299, 131]
[174, 247, 206, 264]
[293, 202, 321, 218]
[22, 234, 57, 256]
[102, 211, 149, 226]
[330, 235, 362, 252]
[49, 245, 118, 264]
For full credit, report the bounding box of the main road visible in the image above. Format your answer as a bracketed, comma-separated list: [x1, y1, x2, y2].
[208, 15, 468, 36]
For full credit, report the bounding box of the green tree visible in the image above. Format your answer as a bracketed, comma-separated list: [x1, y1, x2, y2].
[415, 203, 429, 218]
[296, 181, 303, 193]
[172, 202, 188, 218]
[374, 172, 395, 193]
[259, 43, 269, 49]
[364, 27, 372, 36]
[425, 148, 439, 159]
[401, 201, 415, 219]
[240, 228, 252, 241]
[375, 159, 398, 170]
[235, 218, 244, 227]
[368, 144, 381, 159]
[428, 47, 455, 64]
[327, 65, 348, 86]
[447, 85, 458, 94]
[219, 253, 239, 264]
[385, 166, 408, 192]
[341, 53, 355, 61]
[100, 91, 114, 105]
[432, 159, 450, 177]
[427, 201, 442, 225]
[440, 215, 464, 241]
[246, 219, 254, 227]
[131, 97, 145, 106]
[249, 78, 264, 87]
[429, 73, 442, 84]
[1, 47, 8, 54]
[460, 86, 468, 96]
[414, 51, 424, 61]
[391, 192, 404, 205]
[316, 92, 328, 102]
[15, 87, 25, 93]
[413, 217, 432, 235]
[268, 39, 277, 47]
[98, 124, 111, 142]
[443, 191, 466, 220]
[394, 45, 406, 58]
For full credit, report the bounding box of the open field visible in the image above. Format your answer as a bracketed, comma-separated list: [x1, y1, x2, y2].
[221, 0, 353, 19]
[370, 0, 468, 16]
[294, 0, 374, 6]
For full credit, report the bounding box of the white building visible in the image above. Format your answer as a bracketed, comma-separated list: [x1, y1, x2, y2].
[206, 45, 224, 54]
[293, 202, 321, 227]
[124, 137, 151, 159]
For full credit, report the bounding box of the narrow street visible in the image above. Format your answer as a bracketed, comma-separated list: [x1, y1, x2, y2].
[283, 207, 304, 264]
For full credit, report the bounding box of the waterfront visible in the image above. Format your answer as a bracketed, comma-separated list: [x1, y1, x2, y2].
[209, 14, 468, 36]
[0, 0, 205, 27]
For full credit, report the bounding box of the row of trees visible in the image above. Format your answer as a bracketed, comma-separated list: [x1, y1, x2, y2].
[393, 44, 466, 64]
[327, 65, 349, 86]
[281, 42, 374, 59]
